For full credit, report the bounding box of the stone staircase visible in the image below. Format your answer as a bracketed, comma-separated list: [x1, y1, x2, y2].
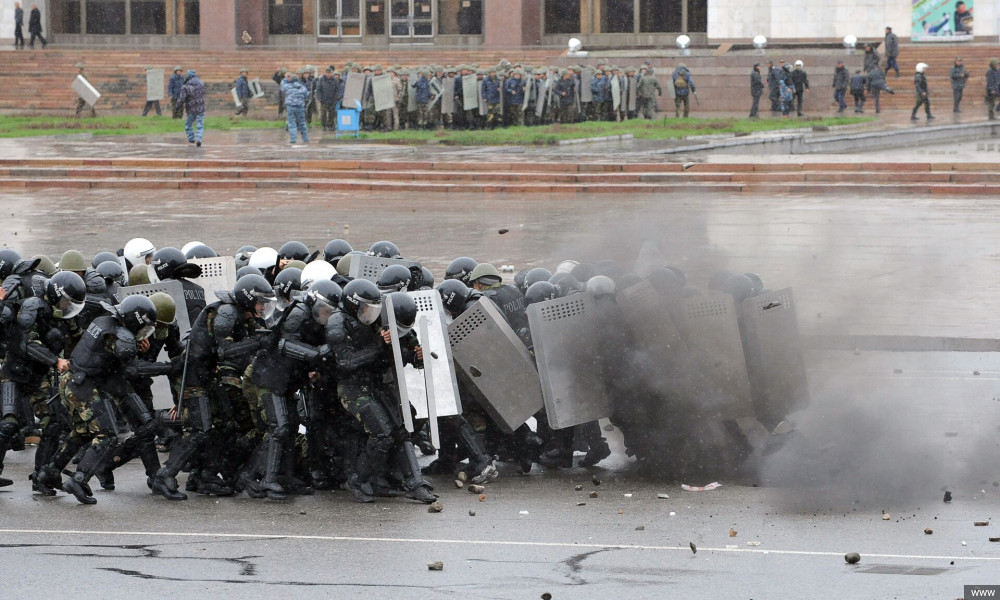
[0, 157, 995, 195]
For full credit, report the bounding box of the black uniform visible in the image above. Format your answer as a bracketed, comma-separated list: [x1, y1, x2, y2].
[42, 315, 174, 504]
[328, 310, 435, 503]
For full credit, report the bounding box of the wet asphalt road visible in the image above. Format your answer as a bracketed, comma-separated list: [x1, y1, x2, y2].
[1, 135, 1000, 598]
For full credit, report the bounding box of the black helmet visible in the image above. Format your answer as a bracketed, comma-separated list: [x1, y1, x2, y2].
[570, 262, 599, 282]
[666, 266, 687, 288]
[524, 281, 558, 306]
[185, 244, 218, 259]
[524, 268, 553, 289]
[0, 249, 22, 279]
[341, 279, 382, 325]
[513, 269, 531, 294]
[273, 267, 302, 302]
[45, 271, 86, 319]
[96, 260, 127, 287]
[367, 240, 401, 259]
[152, 247, 201, 280]
[549, 272, 581, 297]
[388, 292, 417, 336]
[377, 264, 411, 293]
[279, 241, 310, 261]
[437, 279, 471, 317]
[445, 257, 477, 284]
[92, 251, 120, 268]
[234, 274, 277, 319]
[744, 272, 764, 295]
[323, 239, 353, 266]
[648, 267, 683, 297]
[237, 265, 263, 279]
[418, 267, 434, 290]
[234, 245, 258, 270]
[117, 295, 158, 340]
[708, 269, 734, 293]
[724, 274, 756, 303]
[306, 279, 343, 325]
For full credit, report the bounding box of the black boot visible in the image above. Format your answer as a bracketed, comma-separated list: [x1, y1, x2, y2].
[63, 472, 96, 505]
[396, 441, 436, 504]
[261, 438, 287, 500]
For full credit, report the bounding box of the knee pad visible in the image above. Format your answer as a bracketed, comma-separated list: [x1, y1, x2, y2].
[271, 423, 292, 445]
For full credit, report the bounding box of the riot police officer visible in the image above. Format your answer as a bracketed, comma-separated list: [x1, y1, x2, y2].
[40, 295, 177, 505]
[0, 271, 85, 493]
[329, 283, 435, 503]
[151, 247, 206, 323]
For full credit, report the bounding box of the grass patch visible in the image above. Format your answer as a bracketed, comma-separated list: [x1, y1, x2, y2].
[0, 115, 286, 138]
[359, 116, 874, 145]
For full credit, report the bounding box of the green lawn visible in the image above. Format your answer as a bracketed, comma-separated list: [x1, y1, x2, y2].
[0, 115, 285, 138]
[0, 114, 872, 144]
[359, 116, 874, 145]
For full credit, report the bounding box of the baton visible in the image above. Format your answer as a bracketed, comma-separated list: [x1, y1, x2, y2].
[174, 343, 191, 417]
[693, 92, 700, 106]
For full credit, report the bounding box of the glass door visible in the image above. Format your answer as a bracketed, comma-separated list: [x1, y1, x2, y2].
[389, 0, 433, 38]
[318, 0, 362, 39]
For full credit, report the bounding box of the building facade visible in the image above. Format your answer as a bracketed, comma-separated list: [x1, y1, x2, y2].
[2, 1, 997, 49]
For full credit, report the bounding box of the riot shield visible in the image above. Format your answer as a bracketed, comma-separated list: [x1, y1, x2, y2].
[146, 69, 164, 101]
[72, 75, 100, 107]
[407, 73, 418, 113]
[383, 294, 415, 434]
[115, 279, 191, 334]
[674, 293, 755, 420]
[249, 78, 265, 98]
[188, 256, 237, 300]
[626, 76, 637, 112]
[739, 288, 810, 428]
[441, 76, 455, 115]
[116, 280, 190, 411]
[448, 298, 543, 434]
[462, 75, 479, 111]
[527, 292, 611, 430]
[403, 290, 461, 419]
[580, 67, 593, 103]
[231, 87, 242, 109]
[611, 76, 621, 111]
[343, 71, 365, 104]
[372, 73, 395, 111]
[347, 254, 420, 283]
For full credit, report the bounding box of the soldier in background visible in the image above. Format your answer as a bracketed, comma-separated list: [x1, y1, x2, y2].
[636, 67, 661, 120]
[234, 67, 252, 117]
[949, 57, 969, 113]
[141, 66, 163, 117]
[749, 62, 763, 119]
[911, 62, 934, 121]
[987, 58, 1000, 120]
[168, 65, 185, 119]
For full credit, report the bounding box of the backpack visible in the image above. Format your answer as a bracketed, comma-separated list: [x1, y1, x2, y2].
[674, 75, 688, 90]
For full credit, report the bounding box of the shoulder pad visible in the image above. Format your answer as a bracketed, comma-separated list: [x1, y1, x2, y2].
[325, 312, 349, 345]
[84, 269, 108, 294]
[215, 290, 236, 303]
[16, 297, 47, 329]
[282, 304, 309, 333]
[213, 303, 240, 335]
[114, 327, 139, 361]
[13, 258, 40, 276]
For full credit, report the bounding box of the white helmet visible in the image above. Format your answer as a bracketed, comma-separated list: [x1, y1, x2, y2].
[181, 241, 205, 256]
[248, 246, 279, 271]
[555, 260, 579, 275]
[916, 63, 928, 73]
[123, 238, 156, 267]
[299, 260, 335, 288]
[794, 60, 804, 68]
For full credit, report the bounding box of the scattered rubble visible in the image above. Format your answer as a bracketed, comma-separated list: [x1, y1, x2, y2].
[427, 561, 444, 571]
[845, 552, 861, 564]
[428, 501, 443, 513]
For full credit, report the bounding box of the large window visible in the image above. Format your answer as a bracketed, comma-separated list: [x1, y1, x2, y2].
[131, 0, 166, 34]
[601, 0, 633, 33]
[365, 0, 384, 35]
[270, 0, 303, 34]
[544, 0, 580, 34]
[184, 0, 199, 34]
[53, 0, 82, 33]
[318, 0, 362, 37]
[438, 0, 481, 35]
[687, 0, 706, 33]
[640, 0, 681, 32]
[86, 0, 126, 33]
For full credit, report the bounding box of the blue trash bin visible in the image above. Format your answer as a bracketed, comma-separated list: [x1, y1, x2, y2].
[336, 99, 362, 138]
